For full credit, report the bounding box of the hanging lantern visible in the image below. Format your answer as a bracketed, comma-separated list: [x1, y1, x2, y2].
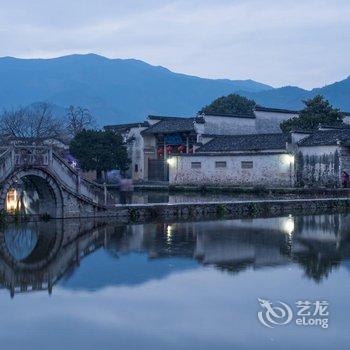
[189, 147, 194, 154]
[157, 147, 164, 158]
[178, 144, 185, 153]
[166, 145, 173, 154]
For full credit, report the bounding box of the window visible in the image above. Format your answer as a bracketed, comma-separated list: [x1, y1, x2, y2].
[215, 161, 227, 168]
[134, 164, 139, 172]
[241, 161, 253, 169]
[191, 162, 201, 169]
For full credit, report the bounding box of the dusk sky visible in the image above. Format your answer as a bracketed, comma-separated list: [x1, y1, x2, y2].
[1, 0, 350, 89]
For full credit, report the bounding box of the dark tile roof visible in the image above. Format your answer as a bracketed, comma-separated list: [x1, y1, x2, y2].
[201, 134, 220, 138]
[148, 115, 190, 120]
[104, 122, 149, 132]
[142, 117, 197, 135]
[180, 151, 287, 157]
[255, 106, 350, 116]
[255, 106, 299, 114]
[201, 112, 255, 119]
[148, 115, 205, 123]
[318, 123, 350, 130]
[298, 129, 350, 147]
[196, 133, 289, 152]
[290, 129, 314, 134]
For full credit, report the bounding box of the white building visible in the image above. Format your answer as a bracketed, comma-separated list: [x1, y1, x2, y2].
[104, 107, 350, 187]
[168, 133, 295, 187]
[294, 126, 350, 187]
[104, 106, 301, 182]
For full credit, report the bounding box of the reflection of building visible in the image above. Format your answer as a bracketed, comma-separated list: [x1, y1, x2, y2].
[1, 214, 349, 297]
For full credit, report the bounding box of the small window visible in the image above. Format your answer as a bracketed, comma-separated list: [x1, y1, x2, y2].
[241, 161, 253, 169]
[215, 161, 227, 168]
[134, 164, 139, 172]
[191, 162, 201, 169]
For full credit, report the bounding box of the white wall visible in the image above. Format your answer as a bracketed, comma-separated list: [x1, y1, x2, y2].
[203, 115, 256, 135]
[343, 116, 350, 125]
[254, 110, 299, 133]
[127, 126, 148, 181]
[201, 111, 299, 136]
[169, 153, 294, 187]
[296, 145, 340, 187]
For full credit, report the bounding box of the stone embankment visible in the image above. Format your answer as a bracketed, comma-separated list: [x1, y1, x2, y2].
[111, 197, 350, 223]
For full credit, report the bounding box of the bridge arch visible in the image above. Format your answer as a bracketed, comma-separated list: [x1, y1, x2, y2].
[0, 168, 64, 218]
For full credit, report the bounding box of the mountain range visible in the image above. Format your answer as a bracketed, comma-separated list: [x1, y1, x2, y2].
[0, 53, 349, 125]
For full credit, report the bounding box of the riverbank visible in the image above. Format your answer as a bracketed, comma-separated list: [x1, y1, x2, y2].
[3, 196, 350, 224]
[110, 197, 350, 223]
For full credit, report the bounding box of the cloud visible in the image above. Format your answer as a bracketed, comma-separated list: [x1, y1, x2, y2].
[0, 266, 349, 350]
[0, 0, 349, 88]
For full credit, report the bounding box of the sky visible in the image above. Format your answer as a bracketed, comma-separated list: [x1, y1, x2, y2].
[0, 0, 349, 89]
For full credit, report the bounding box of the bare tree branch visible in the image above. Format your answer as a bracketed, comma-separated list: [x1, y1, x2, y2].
[65, 105, 96, 138]
[0, 102, 64, 142]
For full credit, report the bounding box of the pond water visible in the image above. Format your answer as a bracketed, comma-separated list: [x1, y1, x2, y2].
[0, 213, 349, 350]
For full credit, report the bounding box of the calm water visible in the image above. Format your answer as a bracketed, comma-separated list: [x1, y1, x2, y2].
[0, 214, 349, 350]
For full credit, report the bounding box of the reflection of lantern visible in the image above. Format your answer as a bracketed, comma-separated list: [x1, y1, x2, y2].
[178, 144, 185, 153]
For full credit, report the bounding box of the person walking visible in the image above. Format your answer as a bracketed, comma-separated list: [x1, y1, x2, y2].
[119, 177, 134, 204]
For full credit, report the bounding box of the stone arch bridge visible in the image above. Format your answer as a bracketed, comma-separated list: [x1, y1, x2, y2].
[0, 145, 112, 218]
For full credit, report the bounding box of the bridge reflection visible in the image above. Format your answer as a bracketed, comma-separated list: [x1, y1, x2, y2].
[0, 214, 349, 297]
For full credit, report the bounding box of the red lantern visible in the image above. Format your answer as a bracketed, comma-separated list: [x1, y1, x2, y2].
[189, 147, 194, 154]
[166, 145, 173, 154]
[157, 147, 164, 157]
[178, 144, 185, 153]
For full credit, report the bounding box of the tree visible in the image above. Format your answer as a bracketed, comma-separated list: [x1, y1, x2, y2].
[199, 94, 256, 116]
[70, 130, 130, 181]
[0, 102, 63, 140]
[280, 95, 343, 133]
[66, 105, 95, 138]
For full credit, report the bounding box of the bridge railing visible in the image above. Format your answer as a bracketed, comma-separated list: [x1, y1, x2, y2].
[0, 148, 14, 181]
[13, 146, 51, 167]
[51, 152, 109, 206]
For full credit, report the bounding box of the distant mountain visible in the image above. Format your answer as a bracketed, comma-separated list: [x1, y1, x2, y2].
[0, 54, 271, 125]
[239, 77, 350, 113]
[1, 54, 350, 125]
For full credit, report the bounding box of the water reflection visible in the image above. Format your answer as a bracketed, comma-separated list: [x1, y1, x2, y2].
[0, 213, 349, 297]
[4, 226, 38, 261]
